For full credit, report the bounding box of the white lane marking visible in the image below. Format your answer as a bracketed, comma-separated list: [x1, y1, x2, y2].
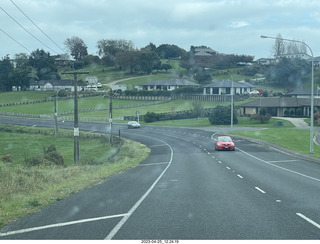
[0, 213, 127, 237]
[255, 187, 266, 194]
[296, 213, 320, 230]
[226, 166, 231, 170]
[237, 174, 243, 179]
[139, 162, 169, 167]
[268, 159, 299, 163]
[218, 161, 222, 164]
[105, 136, 174, 240]
[237, 148, 320, 183]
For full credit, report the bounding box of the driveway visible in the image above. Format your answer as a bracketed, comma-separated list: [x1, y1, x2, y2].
[277, 117, 309, 129]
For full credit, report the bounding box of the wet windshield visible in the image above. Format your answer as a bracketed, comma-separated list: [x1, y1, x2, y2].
[1, 0, 320, 241]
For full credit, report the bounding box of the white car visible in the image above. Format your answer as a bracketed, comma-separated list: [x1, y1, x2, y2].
[249, 90, 260, 95]
[127, 121, 140, 129]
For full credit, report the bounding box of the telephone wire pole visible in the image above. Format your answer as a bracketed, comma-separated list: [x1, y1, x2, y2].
[62, 71, 89, 165]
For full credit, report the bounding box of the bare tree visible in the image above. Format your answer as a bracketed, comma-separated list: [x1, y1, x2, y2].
[273, 33, 285, 56]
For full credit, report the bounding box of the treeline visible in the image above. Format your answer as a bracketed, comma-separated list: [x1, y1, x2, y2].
[1, 36, 254, 92]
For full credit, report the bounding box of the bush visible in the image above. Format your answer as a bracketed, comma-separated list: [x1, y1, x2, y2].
[208, 105, 238, 125]
[1, 154, 12, 163]
[144, 111, 158, 123]
[24, 145, 65, 167]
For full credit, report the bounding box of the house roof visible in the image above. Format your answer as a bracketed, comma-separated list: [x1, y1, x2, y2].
[142, 79, 200, 87]
[286, 87, 320, 96]
[194, 47, 218, 56]
[30, 80, 74, 86]
[240, 97, 320, 108]
[203, 79, 254, 88]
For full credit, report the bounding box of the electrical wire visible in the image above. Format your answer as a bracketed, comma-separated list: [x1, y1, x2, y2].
[0, 5, 59, 55]
[0, 27, 32, 53]
[9, 0, 67, 54]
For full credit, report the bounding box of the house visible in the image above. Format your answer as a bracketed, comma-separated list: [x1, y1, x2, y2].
[29, 79, 81, 91]
[239, 97, 320, 117]
[142, 79, 200, 91]
[256, 58, 276, 65]
[85, 76, 98, 84]
[285, 87, 320, 99]
[202, 79, 255, 95]
[275, 53, 311, 60]
[194, 47, 218, 56]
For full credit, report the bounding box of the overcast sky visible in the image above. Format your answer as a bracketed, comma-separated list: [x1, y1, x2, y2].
[1, 0, 320, 60]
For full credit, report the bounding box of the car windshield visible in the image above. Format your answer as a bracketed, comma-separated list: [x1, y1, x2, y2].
[1, 0, 319, 241]
[219, 137, 232, 142]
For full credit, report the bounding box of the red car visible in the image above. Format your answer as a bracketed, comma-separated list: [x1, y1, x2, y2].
[214, 136, 235, 151]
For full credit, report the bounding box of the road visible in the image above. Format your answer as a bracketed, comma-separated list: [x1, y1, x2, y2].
[0, 116, 320, 239]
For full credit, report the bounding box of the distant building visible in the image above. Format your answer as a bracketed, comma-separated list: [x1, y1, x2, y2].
[202, 79, 255, 95]
[275, 53, 311, 60]
[194, 47, 218, 56]
[256, 58, 276, 65]
[85, 76, 98, 84]
[142, 78, 200, 91]
[29, 79, 81, 91]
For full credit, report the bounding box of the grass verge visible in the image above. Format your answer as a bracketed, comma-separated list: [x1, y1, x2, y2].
[0, 124, 150, 227]
[230, 128, 320, 158]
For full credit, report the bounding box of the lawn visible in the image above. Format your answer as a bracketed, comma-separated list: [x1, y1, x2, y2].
[230, 128, 320, 157]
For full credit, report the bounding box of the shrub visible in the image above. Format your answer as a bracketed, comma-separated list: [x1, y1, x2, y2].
[1, 154, 12, 163]
[144, 111, 158, 123]
[208, 105, 238, 125]
[24, 145, 65, 167]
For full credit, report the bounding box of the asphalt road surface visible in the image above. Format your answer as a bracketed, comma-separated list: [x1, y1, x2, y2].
[0, 116, 320, 240]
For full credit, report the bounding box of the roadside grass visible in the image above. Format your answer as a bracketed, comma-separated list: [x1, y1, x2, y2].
[0, 96, 155, 115]
[230, 128, 320, 158]
[0, 124, 150, 227]
[142, 116, 295, 128]
[0, 91, 54, 104]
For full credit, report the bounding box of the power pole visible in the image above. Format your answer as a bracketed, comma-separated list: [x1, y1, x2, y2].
[109, 89, 113, 144]
[62, 71, 89, 165]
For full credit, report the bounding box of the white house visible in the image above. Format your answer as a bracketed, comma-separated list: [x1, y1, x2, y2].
[202, 79, 255, 95]
[29, 80, 81, 91]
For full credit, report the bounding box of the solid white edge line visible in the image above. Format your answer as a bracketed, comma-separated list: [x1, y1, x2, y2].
[237, 148, 320, 183]
[104, 136, 174, 240]
[296, 213, 320, 229]
[0, 213, 127, 237]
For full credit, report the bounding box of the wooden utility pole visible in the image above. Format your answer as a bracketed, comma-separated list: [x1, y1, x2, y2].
[109, 89, 113, 144]
[62, 71, 89, 165]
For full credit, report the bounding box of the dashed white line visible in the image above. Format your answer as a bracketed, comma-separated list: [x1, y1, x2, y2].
[296, 213, 320, 230]
[255, 187, 266, 194]
[218, 161, 222, 164]
[237, 174, 243, 179]
[226, 166, 231, 170]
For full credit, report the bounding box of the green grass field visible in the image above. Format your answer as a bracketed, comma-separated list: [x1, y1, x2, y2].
[0, 124, 150, 227]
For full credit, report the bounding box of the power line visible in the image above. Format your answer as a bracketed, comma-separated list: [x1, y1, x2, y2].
[10, 0, 67, 54]
[0, 27, 31, 53]
[0, 5, 59, 54]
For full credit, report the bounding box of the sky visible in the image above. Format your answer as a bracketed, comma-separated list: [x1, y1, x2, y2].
[1, 0, 320, 60]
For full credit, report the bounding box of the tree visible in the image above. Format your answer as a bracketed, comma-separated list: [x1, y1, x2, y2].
[209, 105, 238, 125]
[272, 33, 286, 56]
[264, 58, 310, 88]
[97, 39, 135, 66]
[155, 44, 187, 59]
[115, 50, 140, 73]
[0, 55, 15, 91]
[28, 49, 60, 81]
[64, 36, 88, 61]
[137, 51, 161, 74]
